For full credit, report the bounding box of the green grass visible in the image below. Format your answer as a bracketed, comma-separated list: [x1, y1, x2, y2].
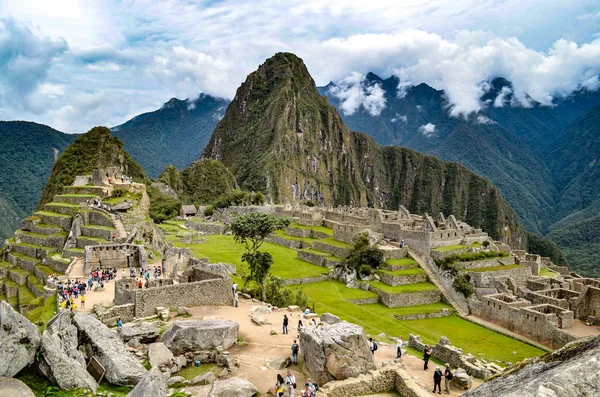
[367, 281, 438, 294]
[301, 248, 331, 257]
[17, 229, 52, 239]
[467, 264, 525, 273]
[471, 242, 483, 248]
[45, 201, 80, 208]
[56, 194, 98, 198]
[25, 216, 41, 222]
[432, 244, 468, 252]
[78, 235, 107, 242]
[65, 247, 85, 253]
[34, 210, 71, 218]
[19, 285, 37, 305]
[174, 235, 328, 279]
[10, 251, 41, 264]
[3, 278, 19, 288]
[84, 224, 116, 231]
[272, 229, 315, 244]
[36, 265, 56, 277]
[9, 266, 32, 276]
[177, 363, 217, 380]
[0, 261, 12, 268]
[385, 257, 418, 266]
[540, 267, 559, 278]
[26, 295, 58, 331]
[378, 267, 426, 276]
[289, 222, 333, 236]
[317, 237, 352, 248]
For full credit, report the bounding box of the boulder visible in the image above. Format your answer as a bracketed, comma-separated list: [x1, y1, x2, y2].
[148, 342, 175, 370]
[177, 307, 192, 317]
[39, 331, 98, 391]
[208, 377, 259, 397]
[359, 229, 384, 247]
[0, 301, 42, 377]
[119, 322, 160, 343]
[288, 305, 300, 312]
[250, 315, 268, 326]
[250, 306, 271, 316]
[299, 322, 376, 386]
[269, 357, 292, 370]
[190, 371, 216, 385]
[451, 368, 472, 390]
[0, 377, 35, 397]
[320, 313, 341, 325]
[72, 313, 147, 386]
[167, 376, 185, 386]
[45, 310, 71, 334]
[161, 320, 239, 355]
[126, 367, 168, 397]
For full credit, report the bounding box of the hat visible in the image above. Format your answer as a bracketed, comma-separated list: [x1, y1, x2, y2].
[436, 366, 440, 369]
[445, 363, 450, 367]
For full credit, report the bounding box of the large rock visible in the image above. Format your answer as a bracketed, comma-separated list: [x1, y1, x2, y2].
[250, 305, 271, 316]
[190, 371, 216, 385]
[464, 335, 600, 397]
[119, 322, 161, 343]
[207, 377, 259, 397]
[320, 313, 341, 325]
[45, 312, 87, 367]
[126, 367, 168, 397]
[148, 342, 175, 370]
[72, 313, 147, 386]
[0, 377, 35, 396]
[451, 368, 472, 390]
[299, 322, 376, 386]
[269, 357, 292, 370]
[0, 301, 42, 377]
[39, 331, 98, 391]
[160, 320, 239, 355]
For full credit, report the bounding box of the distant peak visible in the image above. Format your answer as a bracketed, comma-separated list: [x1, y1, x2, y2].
[365, 72, 383, 82]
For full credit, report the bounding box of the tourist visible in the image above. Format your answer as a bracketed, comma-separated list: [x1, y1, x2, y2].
[423, 345, 432, 370]
[117, 318, 123, 328]
[306, 378, 317, 395]
[283, 314, 289, 334]
[275, 374, 285, 397]
[291, 340, 299, 364]
[122, 269, 126, 279]
[310, 318, 316, 326]
[232, 282, 238, 294]
[234, 291, 239, 308]
[300, 384, 312, 397]
[138, 279, 143, 289]
[304, 307, 310, 315]
[297, 320, 303, 337]
[81, 295, 86, 309]
[444, 363, 453, 393]
[285, 370, 296, 397]
[400, 239, 406, 248]
[433, 366, 443, 394]
[396, 336, 403, 358]
[369, 337, 378, 354]
[71, 302, 77, 312]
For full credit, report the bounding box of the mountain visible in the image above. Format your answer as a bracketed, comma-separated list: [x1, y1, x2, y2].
[39, 126, 147, 207]
[112, 94, 229, 178]
[0, 121, 75, 240]
[202, 52, 526, 246]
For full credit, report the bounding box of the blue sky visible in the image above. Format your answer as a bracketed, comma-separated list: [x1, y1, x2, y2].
[0, 0, 599, 132]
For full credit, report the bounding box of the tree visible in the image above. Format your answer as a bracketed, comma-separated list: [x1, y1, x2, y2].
[345, 233, 384, 278]
[229, 212, 290, 300]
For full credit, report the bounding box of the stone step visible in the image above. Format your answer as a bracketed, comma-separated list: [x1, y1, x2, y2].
[62, 185, 107, 195]
[376, 268, 428, 286]
[63, 247, 85, 259]
[81, 225, 115, 240]
[76, 236, 106, 249]
[53, 194, 99, 205]
[21, 216, 41, 230]
[367, 281, 442, 308]
[34, 211, 73, 230]
[312, 240, 352, 258]
[27, 275, 46, 297]
[45, 253, 72, 274]
[10, 242, 55, 259]
[44, 202, 81, 216]
[8, 267, 33, 286]
[15, 230, 67, 250]
[2, 278, 19, 298]
[27, 222, 64, 235]
[8, 251, 41, 273]
[0, 262, 12, 279]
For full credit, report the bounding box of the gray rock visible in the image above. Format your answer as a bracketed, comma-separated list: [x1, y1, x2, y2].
[0, 301, 42, 377]
[39, 331, 98, 391]
[167, 376, 185, 386]
[320, 313, 341, 325]
[0, 376, 35, 396]
[250, 315, 268, 326]
[464, 336, 600, 397]
[451, 368, 472, 390]
[126, 367, 168, 397]
[299, 321, 376, 386]
[72, 313, 147, 386]
[149, 343, 175, 370]
[190, 371, 216, 385]
[45, 310, 71, 334]
[208, 377, 259, 397]
[119, 322, 160, 343]
[269, 357, 292, 370]
[177, 307, 192, 317]
[161, 320, 239, 355]
[250, 305, 271, 316]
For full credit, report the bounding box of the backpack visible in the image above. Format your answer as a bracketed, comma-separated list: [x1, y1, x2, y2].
[373, 342, 378, 351]
[446, 369, 453, 380]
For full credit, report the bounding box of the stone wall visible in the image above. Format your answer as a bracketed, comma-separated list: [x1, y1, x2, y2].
[297, 250, 329, 267]
[382, 247, 408, 260]
[282, 275, 329, 286]
[332, 223, 374, 245]
[184, 220, 225, 235]
[312, 241, 350, 258]
[572, 286, 600, 320]
[163, 247, 194, 276]
[265, 235, 305, 249]
[454, 256, 515, 270]
[468, 266, 532, 287]
[372, 288, 441, 308]
[377, 272, 428, 286]
[89, 210, 115, 227]
[84, 243, 146, 274]
[95, 303, 136, 326]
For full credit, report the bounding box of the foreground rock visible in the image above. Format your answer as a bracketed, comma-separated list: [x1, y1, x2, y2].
[208, 377, 259, 397]
[451, 368, 472, 390]
[0, 377, 35, 396]
[299, 322, 376, 385]
[161, 320, 239, 355]
[119, 321, 160, 343]
[73, 313, 147, 386]
[464, 335, 600, 397]
[320, 313, 341, 325]
[126, 367, 168, 397]
[39, 331, 98, 391]
[0, 301, 42, 377]
[148, 342, 175, 370]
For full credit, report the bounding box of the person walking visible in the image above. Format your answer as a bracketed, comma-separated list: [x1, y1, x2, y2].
[283, 314, 289, 334]
[369, 338, 378, 354]
[232, 282, 238, 295]
[275, 374, 285, 397]
[117, 318, 123, 328]
[423, 345, 432, 370]
[297, 320, 303, 337]
[396, 336, 403, 359]
[80, 295, 86, 309]
[234, 291, 239, 307]
[444, 363, 453, 393]
[285, 370, 296, 397]
[433, 366, 443, 394]
[291, 339, 299, 364]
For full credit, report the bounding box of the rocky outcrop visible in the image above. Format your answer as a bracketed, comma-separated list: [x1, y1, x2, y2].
[39, 331, 98, 392]
[0, 377, 35, 396]
[320, 313, 341, 325]
[126, 367, 168, 397]
[207, 377, 259, 397]
[0, 301, 42, 377]
[451, 368, 472, 390]
[73, 313, 147, 386]
[148, 342, 175, 370]
[119, 322, 160, 343]
[161, 320, 239, 355]
[299, 322, 376, 385]
[269, 357, 292, 370]
[464, 336, 600, 397]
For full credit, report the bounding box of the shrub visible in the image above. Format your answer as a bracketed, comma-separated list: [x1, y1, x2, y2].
[435, 250, 509, 270]
[305, 199, 315, 207]
[482, 240, 490, 248]
[453, 275, 474, 298]
[345, 233, 384, 276]
[244, 275, 307, 308]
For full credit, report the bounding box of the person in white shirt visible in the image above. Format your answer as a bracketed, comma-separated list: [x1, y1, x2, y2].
[285, 370, 296, 397]
[396, 336, 403, 358]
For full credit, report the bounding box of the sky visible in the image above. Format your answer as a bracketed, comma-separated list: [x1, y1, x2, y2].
[0, 0, 599, 133]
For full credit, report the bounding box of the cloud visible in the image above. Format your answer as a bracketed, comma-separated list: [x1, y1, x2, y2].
[327, 72, 386, 116]
[419, 123, 436, 137]
[475, 115, 495, 124]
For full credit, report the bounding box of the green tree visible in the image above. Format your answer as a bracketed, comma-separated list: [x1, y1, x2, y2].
[345, 233, 384, 277]
[229, 213, 290, 300]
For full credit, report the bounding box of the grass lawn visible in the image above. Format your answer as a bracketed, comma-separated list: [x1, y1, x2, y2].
[367, 281, 438, 294]
[174, 235, 328, 279]
[272, 229, 315, 244]
[301, 248, 331, 256]
[540, 267, 558, 278]
[317, 237, 352, 248]
[45, 202, 80, 208]
[378, 268, 426, 276]
[386, 257, 418, 266]
[432, 244, 468, 252]
[467, 264, 525, 273]
[85, 224, 116, 231]
[34, 210, 71, 219]
[289, 222, 333, 236]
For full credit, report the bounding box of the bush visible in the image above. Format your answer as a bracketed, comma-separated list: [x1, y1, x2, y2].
[453, 275, 474, 298]
[305, 199, 315, 207]
[111, 187, 129, 198]
[345, 233, 384, 276]
[435, 250, 509, 270]
[147, 185, 181, 223]
[482, 240, 490, 248]
[244, 275, 308, 308]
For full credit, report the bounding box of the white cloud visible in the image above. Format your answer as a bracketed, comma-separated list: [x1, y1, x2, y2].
[419, 123, 436, 137]
[327, 72, 386, 116]
[475, 115, 495, 124]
